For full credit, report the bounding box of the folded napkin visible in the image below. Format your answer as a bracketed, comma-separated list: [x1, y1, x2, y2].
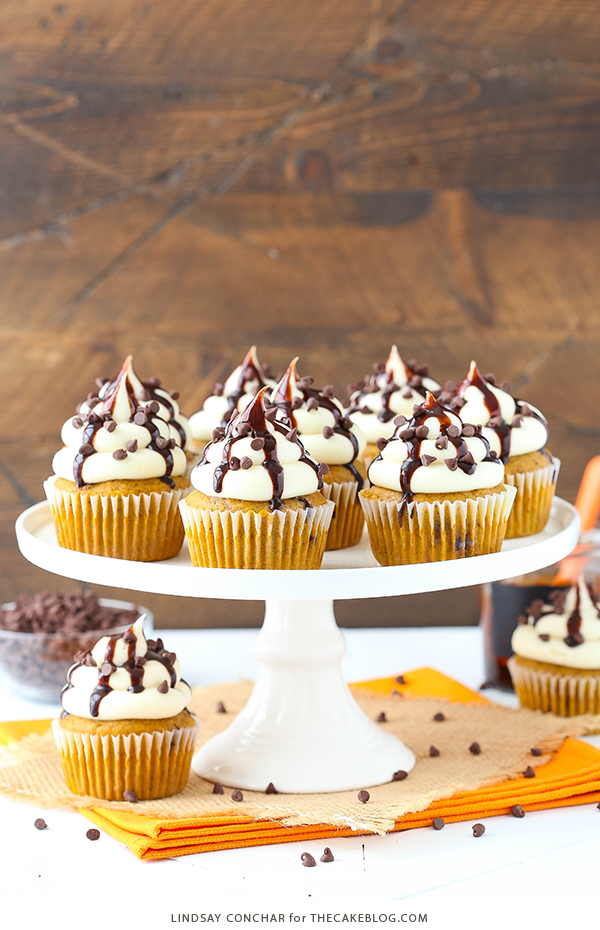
[1, 668, 599, 860]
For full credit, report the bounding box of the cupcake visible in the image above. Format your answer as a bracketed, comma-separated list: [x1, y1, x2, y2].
[52, 617, 199, 800]
[270, 358, 367, 549]
[449, 361, 560, 537]
[359, 391, 516, 564]
[508, 575, 600, 715]
[346, 345, 441, 467]
[188, 346, 276, 453]
[180, 387, 334, 569]
[45, 356, 190, 561]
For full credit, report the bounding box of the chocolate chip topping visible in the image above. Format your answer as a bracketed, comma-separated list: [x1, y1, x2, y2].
[511, 805, 525, 818]
[358, 790, 370, 803]
[432, 817, 445, 830]
[539, 633, 550, 641]
[112, 449, 127, 460]
[34, 818, 47, 830]
[472, 823, 485, 837]
[301, 852, 316, 867]
[157, 680, 169, 694]
[125, 439, 138, 453]
[86, 828, 101, 841]
[322, 425, 334, 439]
[320, 847, 334, 862]
[421, 453, 436, 467]
[376, 437, 389, 451]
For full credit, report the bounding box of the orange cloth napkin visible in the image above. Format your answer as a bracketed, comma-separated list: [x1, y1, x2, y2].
[2, 668, 599, 860]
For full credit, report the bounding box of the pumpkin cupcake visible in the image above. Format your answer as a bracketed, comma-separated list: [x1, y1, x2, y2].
[346, 345, 441, 467]
[180, 387, 334, 569]
[52, 617, 199, 800]
[270, 358, 367, 549]
[509, 575, 600, 715]
[449, 361, 560, 537]
[45, 356, 190, 561]
[359, 391, 516, 564]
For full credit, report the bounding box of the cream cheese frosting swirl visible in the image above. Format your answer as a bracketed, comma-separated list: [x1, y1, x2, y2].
[191, 387, 326, 508]
[347, 345, 441, 444]
[511, 575, 600, 669]
[368, 391, 505, 507]
[270, 358, 366, 480]
[189, 346, 276, 443]
[53, 356, 187, 486]
[61, 617, 192, 720]
[443, 361, 549, 462]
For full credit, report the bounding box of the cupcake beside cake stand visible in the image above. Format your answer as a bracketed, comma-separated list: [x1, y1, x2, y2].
[15, 498, 579, 794]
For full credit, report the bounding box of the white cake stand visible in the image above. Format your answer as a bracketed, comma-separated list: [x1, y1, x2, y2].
[15, 498, 579, 793]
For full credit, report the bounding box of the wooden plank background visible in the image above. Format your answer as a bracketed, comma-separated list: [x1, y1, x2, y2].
[1, 0, 599, 628]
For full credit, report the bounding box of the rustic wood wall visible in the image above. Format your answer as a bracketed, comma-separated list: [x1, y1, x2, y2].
[1, 0, 599, 628]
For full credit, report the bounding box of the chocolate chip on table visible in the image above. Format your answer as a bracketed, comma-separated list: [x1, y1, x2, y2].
[472, 823, 485, 837]
[524, 766, 536, 778]
[530, 747, 543, 757]
[265, 782, 278, 794]
[395, 675, 406, 685]
[375, 712, 387, 723]
[429, 746, 440, 757]
[358, 790, 370, 803]
[320, 847, 334, 862]
[469, 742, 482, 755]
[212, 783, 224, 795]
[432, 817, 445, 830]
[216, 701, 227, 714]
[301, 852, 316, 867]
[393, 770, 408, 781]
[86, 829, 100, 841]
[511, 805, 525, 818]
[34, 818, 47, 830]
[479, 681, 493, 690]
[433, 712, 445, 722]
[123, 790, 138, 802]
[231, 790, 244, 802]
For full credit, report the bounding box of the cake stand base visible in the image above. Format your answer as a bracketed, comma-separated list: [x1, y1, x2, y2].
[192, 598, 415, 793]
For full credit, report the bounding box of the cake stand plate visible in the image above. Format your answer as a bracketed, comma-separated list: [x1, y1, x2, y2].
[15, 499, 579, 793]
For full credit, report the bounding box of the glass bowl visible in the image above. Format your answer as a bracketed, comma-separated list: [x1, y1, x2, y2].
[0, 598, 153, 703]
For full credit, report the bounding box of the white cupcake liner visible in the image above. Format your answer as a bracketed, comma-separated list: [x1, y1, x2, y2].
[508, 657, 600, 716]
[321, 478, 364, 550]
[44, 475, 189, 561]
[179, 497, 335, 569]
[52, 717, 199, 800]
[505, 457, 561, 538]
[359, 485, 517, 565]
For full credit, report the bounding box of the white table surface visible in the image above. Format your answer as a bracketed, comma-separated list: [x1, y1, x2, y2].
[1, 625, 598, 928]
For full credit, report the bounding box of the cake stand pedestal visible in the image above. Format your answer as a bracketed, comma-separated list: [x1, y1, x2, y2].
[15, 498, 579, 793]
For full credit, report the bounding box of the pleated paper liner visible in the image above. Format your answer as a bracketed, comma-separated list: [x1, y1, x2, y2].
[359, 484, 517, 565]
[44, 475, 189, 561]
[504, 456, 561, 538]
[179, 494, 334, 569]
[321, 477, 364, 550]
[508, 655, 600, 716]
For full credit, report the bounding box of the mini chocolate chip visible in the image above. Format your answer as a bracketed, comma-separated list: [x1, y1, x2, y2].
[301, 852, 316, 867]
[83, 654, 96, 667]
[170, 390, 179, 400]
[393, 415, 407, 427]
[501, 381, 512, 393]
[421, 454, 436, 467]
[433, 712, 445, 722]
[488, 449, 498, 458]
[157, 680, 169, 694]
[112, 449, 127, 460]
[565, 631, 584, 647]
[517, 614, 527, 625]
[412, 404, 425, 417]
[435, 435, 448, 450]
[479, 680, 493, 690]
[429, 746, 440, 757]
[317, 463, 330, 478]
[212, 782, 224, 794]
[539, 633, 550, 641]
[469, 742, 482, 755]
[395, 675, 406, 685]
[393, 770, 408, 781]
[511, 805, 525, 818]
[462, 424, 475, 437]
[438, 391, 453, 404]
[285, 429, 298, 443]
[320, 847, 334, 862]
[104, 420, 117, 432]
[265, 782, 278, 794]
[512, 415, 524, 428]
[306, 397, 319, 412]
[265, 406, 278, 422]
[134, 655, 146, 667]
[79, 443, 95, 455]
[140, 388, 152, 402]
[148, 401, 160, 413]
[399, 428, 415, 441]
[484, 372, 496, 384]
[134, 411, 147, 426]
[402, 390, 413, 399]
[432, 817, 445, 830]
[472, 823, 485, 837]
[376, 437, 389, 451]
[123, 790, 138, 802]
[250, 437, 265, 450]
[231, 789, 244, 801]
[445, 381, 457, 392]
[450, 396, 465, 409]
[147, 377, 161, 388]
[530, 747, 543, 756]
[86, 829, 100, 841]
[72, 417, 84, 429]
[360, 405, 373, 415]
[212, 427, 226, 442]
[322, 426, 334, 439]
[488, 415, 502, 428]
[524, 766, 536, 778]
[415, 425, 429, 439]
[358, 790, 370, 803]
[241, 456, 253, 469]
[376, 712, 387, 723]
[230, 457, 241, 470]
[163, 651, 176, 664]
[155, 436, 168, 449]
[34, 818, 47, 830]
[122, 630, 136, 643]
[216, 701, 227, 714]
[100, 663, 113, 677]
[292, 396, 303, 410]
[238, 422, 252, 438]
[126, 439, 138, 453]
[460, 451, 475, 466]
[213, 382, 224, 396]
[322, 384, 336, 398]
[445, 457, 458, 471]
[447, 425, 460, 438]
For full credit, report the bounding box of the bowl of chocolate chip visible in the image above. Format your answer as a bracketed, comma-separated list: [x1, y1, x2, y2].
[0, 590, 152, 702]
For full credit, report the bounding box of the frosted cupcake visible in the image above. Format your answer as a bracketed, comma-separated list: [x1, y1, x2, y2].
[509, 575, 600, 715]
[180, 387, 334, 569]
[359, 391, 516, 564]
[270, 358, 367, 549]
[45, 356, 190, 561]
[188, 346, 276, 453]
[346, 345, 441, 467]
[448, 361, 560, 537]
[52, 617, 199, 800]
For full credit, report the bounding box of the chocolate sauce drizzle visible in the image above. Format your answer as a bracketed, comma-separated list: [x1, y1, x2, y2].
[347, 354, 435, 425]
[271, 361, 364, 491]
[201, 387, 322, 511]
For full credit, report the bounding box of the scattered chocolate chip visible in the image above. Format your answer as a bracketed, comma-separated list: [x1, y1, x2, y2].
[524, 766, 536, 778]
[122, 630, 136, 643]
[501, 381, 512, 393]
[450, 396, 465, 409]
[292, 396, 303, 410]
[484, 372, 496, 384]
[78, 443, 95, 455]
[140, 388, 152, 402]
[306, 397, 319, 412]
[72, 417, 84, 429]
[565, 631, 584, 647]
[212, 427, 226, 442]
[469, 742, 482, 755]
[438, 391, 453, 404]
[265, 406, 278, 422]
[317, 464, 330, 478]
[462, 424, 475, 437]
[126, 439, 138, 453]
[231, 790, 244, 802]
[433, 713, 445, 722]
[155, 436, 168, 449]
[432, 817, 445, 830]
[421, 454, 436, 467]
[249, 437, 264, 451]
[530, 747, 543, 757]
[376, 712, 387, 723]
[412, 404, 425, 417]
[112, 449, 127, 460]
[241, 456, 253, 469]
[216, 701, 227, 714]
[511, 415, 524, 428]
[86, 829, 100, 841]
[157, 681, 169, 694]
[212, 783, 224, 795]
[322, 426, 334, 439]
[445, 457, 458, 471]
[34, 818, 47, 830]
[148, 401, 160, 414]
[284, 429, 298, 444]
[229, 456, 241, 470]
[517, 614, 527, 625]
[415, 425, 429, 439]
[163, 651, 176, 665]
[393, 415, 407, 427]
[472, 823, 485, 837]
[238, 423, 253, 437]
[399, 428, 415, 441]
[539, 633, 550, 641]
[170, 390, 180, 400]
[429, 746, 440, 757]
[104, 420, 117, 432]
[134, 655, 146, 667]
[123, 790, 138, 802]
[447, 425, 460, 438]
[393, 770, 408, 781]
[83, 654, 96, 667]
[376, 437, 389, 451]
[100, 663, 113, 677]
[358, 790, 370, 803]
[402, 390, 413, 399]
[488, 449, 498, 458]
[460, 451, 475, 466]
[435, 435, 448, 450]
[395, 675, 406, 685]
[320, 847, 334, 862]
[511, 805, 525, 818]
[301, 852, 316, 867]
[265, 782, 278, 794]
[360, 405, 373, 415]
[479, 680, 493, 690]
[445, 380, 457, 392]
[213, 382, 224, 396]
[147, 377, 161, 389]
